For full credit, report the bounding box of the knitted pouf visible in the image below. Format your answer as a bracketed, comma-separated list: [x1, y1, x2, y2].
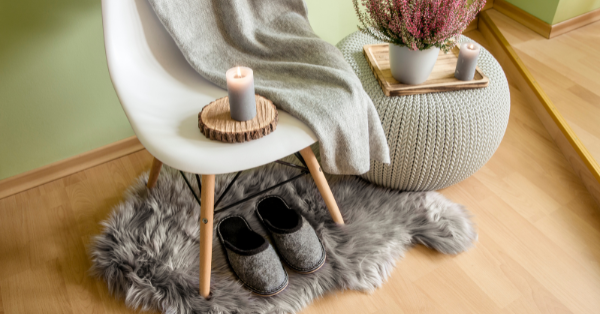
[337, 32, 510, 191]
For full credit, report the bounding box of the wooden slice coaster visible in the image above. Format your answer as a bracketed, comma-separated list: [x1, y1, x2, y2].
[198, 95, 278, 143]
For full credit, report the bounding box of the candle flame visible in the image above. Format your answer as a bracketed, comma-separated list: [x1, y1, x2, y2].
[237, 67, 241, 77]
[468, 44, 474, 50]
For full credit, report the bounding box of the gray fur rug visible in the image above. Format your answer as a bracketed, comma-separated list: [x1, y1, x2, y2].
[91, 162, 477, 314]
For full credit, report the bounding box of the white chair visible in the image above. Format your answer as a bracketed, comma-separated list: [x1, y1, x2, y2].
[101, 0, 344, 299]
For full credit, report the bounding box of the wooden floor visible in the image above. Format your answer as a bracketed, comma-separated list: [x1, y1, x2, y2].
[488, 9, 600, 165]
[2, 30, 600, 314]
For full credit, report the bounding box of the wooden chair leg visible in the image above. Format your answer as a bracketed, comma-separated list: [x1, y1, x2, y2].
[199, 174, 215, 298]
[299, 147, 345, 225]
[147, 157, 163, 188]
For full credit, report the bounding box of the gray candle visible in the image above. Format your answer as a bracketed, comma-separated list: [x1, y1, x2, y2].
[226, 66, 257, 121]
[455, 43, 481, 81]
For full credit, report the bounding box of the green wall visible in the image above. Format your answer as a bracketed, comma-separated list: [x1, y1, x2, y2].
[504, 0, 561, 24]
[505, 0, 600, 24]
[306, 0, 360, 45]
[3, 0, 599, 181]
[0, 0, 134, 180]
[0, 0, 359, 181]
[554, 0, 600, 23]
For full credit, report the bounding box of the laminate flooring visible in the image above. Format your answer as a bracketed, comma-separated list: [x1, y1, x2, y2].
[487, 9, 600, 165]
[1, 29, 600, 313]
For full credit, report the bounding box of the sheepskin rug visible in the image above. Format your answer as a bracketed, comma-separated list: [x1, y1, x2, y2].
[91, 162, 477, 314]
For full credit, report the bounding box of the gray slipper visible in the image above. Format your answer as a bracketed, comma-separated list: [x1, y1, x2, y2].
[256, 196, 326, 274]
[216, 215, 288, 296]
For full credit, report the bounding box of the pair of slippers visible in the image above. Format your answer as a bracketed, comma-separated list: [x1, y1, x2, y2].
[217, 196, 326, 296]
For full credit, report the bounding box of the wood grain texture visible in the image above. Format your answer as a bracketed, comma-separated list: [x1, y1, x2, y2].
[146, 158, 162, 189]
[482, 0, 494, 12]
[198, 95, 278, 143]
[363, 44, 489, 96]
[199, 175, 215, 298]
[0, 136, 144, 200]
[492, 0, 600, 38]
[460, 1, 493, 34]
[487, 10, 600, 169]
[1, 82, 600, 313]
[464, 16, 479, 33]
[551, 7, 600, 38]
[479, 10, 600, 207]
[493, 0, 552, 38]
[2, 27, 600, 313]
[299, 146, 344, 225]
[0, 261, 73, 314]
[465, 0, 495, 34]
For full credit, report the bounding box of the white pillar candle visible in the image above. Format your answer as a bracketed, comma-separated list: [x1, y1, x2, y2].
[226, 66, 257, 121]
[454, 43, 481, 81]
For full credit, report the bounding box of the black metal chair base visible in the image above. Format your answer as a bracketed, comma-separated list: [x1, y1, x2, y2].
[179, 153, 309, 213]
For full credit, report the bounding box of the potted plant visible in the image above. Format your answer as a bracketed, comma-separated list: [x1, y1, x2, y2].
[354, 0, 486, 85]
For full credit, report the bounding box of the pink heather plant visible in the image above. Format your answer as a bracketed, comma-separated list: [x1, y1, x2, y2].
[353, 0, 486, 52]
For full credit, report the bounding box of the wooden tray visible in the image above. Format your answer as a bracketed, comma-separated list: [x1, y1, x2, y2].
[363, 44, 489, 96]
[198, 95, 278, 143]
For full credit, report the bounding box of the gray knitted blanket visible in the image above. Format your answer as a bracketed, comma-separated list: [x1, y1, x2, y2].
[148, 0, 390, 175]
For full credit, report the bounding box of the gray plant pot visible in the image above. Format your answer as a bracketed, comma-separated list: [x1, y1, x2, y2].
[389, 44, 440, 85]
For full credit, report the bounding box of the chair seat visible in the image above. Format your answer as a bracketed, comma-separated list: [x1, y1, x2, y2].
[101, 0, 317, 175]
